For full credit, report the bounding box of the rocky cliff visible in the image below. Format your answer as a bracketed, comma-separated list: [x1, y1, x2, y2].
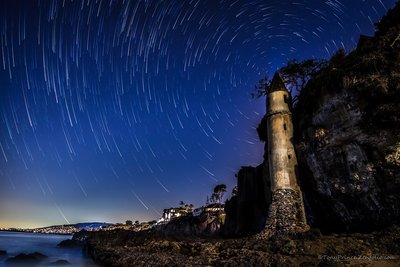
[156, 213, 224, 237]
[222, 165, 270, 236]
[292, 3, 400, 233]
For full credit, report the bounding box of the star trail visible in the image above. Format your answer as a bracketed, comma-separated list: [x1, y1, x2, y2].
[0, 0, 396, 228]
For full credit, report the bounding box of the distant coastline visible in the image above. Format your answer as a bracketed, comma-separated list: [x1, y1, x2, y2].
[0, 222, 113, 235]
[0, 229, 72, 236]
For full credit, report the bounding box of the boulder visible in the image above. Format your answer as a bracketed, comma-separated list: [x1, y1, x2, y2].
[49, 259, 70, 265]
[57, 239, 81, 247]
[6, 252, 47, 264]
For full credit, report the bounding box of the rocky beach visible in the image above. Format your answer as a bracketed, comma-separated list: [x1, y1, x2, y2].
[85, 225, 400, 267]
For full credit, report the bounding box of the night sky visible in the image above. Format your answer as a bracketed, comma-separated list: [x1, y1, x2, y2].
[0, 0, 396, 228]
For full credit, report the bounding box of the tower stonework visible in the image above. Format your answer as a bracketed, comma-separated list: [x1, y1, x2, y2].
[261, 73, 309, 237]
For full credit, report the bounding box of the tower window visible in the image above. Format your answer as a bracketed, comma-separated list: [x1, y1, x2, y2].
[284, 94, 288, 104]
[283, 123, 287, 131]
[288, 154, 291, 159]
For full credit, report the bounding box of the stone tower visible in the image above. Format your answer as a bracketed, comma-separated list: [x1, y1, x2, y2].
[262, 72, 309, 236]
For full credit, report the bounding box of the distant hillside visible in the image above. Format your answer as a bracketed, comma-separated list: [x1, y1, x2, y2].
[73, 222, 114, 230]
[29, 222, 114, 234]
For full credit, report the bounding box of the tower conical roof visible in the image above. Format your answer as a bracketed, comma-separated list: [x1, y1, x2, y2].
[269, 72, 288, 93]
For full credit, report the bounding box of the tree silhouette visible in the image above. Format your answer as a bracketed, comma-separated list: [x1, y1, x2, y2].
[252, 75, 271, 98]
[280, 59, 328, 95]
[231, 185, 238, 197]
[206, 195, 210, 205]
[179, 201, 194, 213]
[253, 58, 327, 105]
[212, 184, 227, 204]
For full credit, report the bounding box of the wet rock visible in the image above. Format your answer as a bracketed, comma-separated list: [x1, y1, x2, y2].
[6, 252, 47, 264]
[72, 230, 90, 242]
[57, 239, 81, 247]
[49, 259, 70, 265]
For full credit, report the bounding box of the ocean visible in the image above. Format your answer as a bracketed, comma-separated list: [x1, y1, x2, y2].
[0, 231, 98, 266]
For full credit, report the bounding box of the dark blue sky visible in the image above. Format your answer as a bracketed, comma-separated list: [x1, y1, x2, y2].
[0, 0, 396, 228]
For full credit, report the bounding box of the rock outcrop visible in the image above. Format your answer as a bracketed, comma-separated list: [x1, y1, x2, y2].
[237, 165, 270, 234]
[155, 213, 224, 237]
[58, 230, 90, 247]
[49, 259, 70, 265]
[292, 3, 400, 233]
[5, 252, 47, 264]
[222, 165, 270, 236]
[57, 239, 82, 247]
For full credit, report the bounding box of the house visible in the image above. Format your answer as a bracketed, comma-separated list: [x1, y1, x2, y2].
[162, 207, 188, 221]
[204, 203, 224, 214]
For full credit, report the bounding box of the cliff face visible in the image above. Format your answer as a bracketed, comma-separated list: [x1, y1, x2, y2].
[293, 4, 400, 233]
[222, 165, 270, 237]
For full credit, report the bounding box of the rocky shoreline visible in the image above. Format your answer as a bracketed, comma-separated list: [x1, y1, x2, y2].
[3, 251, 71, 266]
[84, 225, 400, 267]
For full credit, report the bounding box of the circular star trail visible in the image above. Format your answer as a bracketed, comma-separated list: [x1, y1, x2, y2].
[0, 0, 396, 227]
